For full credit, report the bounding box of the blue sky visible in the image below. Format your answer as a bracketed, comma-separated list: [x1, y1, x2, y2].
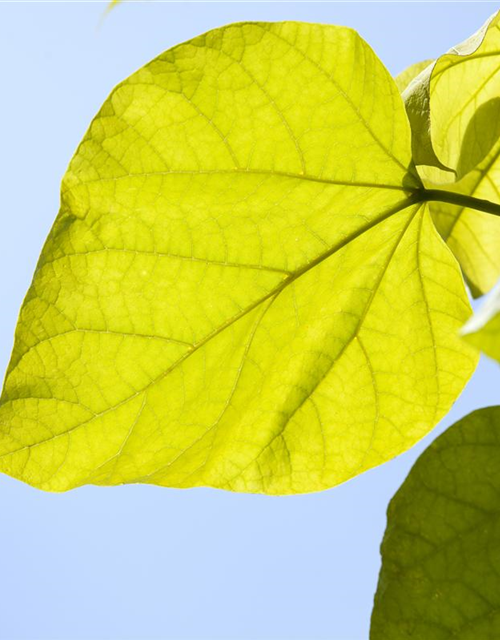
[0, 3, 498, 639]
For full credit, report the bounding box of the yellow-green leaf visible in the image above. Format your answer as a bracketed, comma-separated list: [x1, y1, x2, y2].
[405, 11, 500, 172]
[394, 59, 433, 94]
[462, 284, 500, 362]
[404, 12, 500, 296]
[0, 22, 477, 493]
[371, 406, 500, 639]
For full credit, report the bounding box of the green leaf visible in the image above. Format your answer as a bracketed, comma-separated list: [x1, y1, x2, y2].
[0, 22, 477, 493]
[394, 59, 433, 94]
[462, 284, 500, 362]
[404, 12, 500, 296]
[371, 406, 500, 639]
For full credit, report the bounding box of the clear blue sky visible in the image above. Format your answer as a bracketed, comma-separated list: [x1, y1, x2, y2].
[0, 3, 499, 640]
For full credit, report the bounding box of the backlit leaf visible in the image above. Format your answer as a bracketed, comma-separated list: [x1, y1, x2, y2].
[394, 59, 433, 94]
[425, 141, 500, 297]
[371, 406, 500, 639]
[404, 11, 500, 172]
[404, 12, 500, 296]
[462, 283, 500, 362]
[0, 22, 477, 493]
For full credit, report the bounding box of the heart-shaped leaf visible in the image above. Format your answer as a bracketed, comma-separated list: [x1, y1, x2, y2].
[0, 22, 477, 493]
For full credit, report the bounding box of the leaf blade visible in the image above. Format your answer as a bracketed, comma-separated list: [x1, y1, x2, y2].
[0, 22, 477, 493]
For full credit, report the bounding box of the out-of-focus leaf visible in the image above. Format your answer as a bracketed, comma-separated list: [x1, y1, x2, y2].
[372, 406, 500, 639]
[462, 283, 500, 362]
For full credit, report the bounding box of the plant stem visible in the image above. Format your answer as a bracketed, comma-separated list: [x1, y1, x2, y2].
[420, 188, 500, 217]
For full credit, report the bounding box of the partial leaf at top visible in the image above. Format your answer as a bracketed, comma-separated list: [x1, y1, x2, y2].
[371, 406, 500, 639]
[462, 283, 500, 362]
[0, 22, 477, 493]
[404, 11, 500, 173]
[403, 12, 500, 297]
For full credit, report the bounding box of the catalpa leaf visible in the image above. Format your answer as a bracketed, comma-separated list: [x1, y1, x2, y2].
[0, 22, 477, 493]
[462, 283, 500, 362]
[371, 406, 500, 640]
[403, 12, 500, 296]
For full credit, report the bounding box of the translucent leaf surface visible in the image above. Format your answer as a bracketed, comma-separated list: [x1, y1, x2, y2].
[371, 406, 500, 639]
[0, 22, 477, 493]
[462, 284, 500, 362]
[394, 59, 433, 94]
[426, 141, 500, 297]
[404, 11, 500, 172]
[404, 12, 500, 296]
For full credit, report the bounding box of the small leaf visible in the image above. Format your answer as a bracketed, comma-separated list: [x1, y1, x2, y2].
[371, 406, 500, 640]
[395, 60, 433, 94]
[402, 62, 449, 171]
[0, 22, 477, 493]
[404, 12, 500, 296]
[462, 283, 500, 362]
[394, 59, 433, 93]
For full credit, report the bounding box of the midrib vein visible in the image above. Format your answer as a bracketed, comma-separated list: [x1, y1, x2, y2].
[66, 168, 409, 191]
